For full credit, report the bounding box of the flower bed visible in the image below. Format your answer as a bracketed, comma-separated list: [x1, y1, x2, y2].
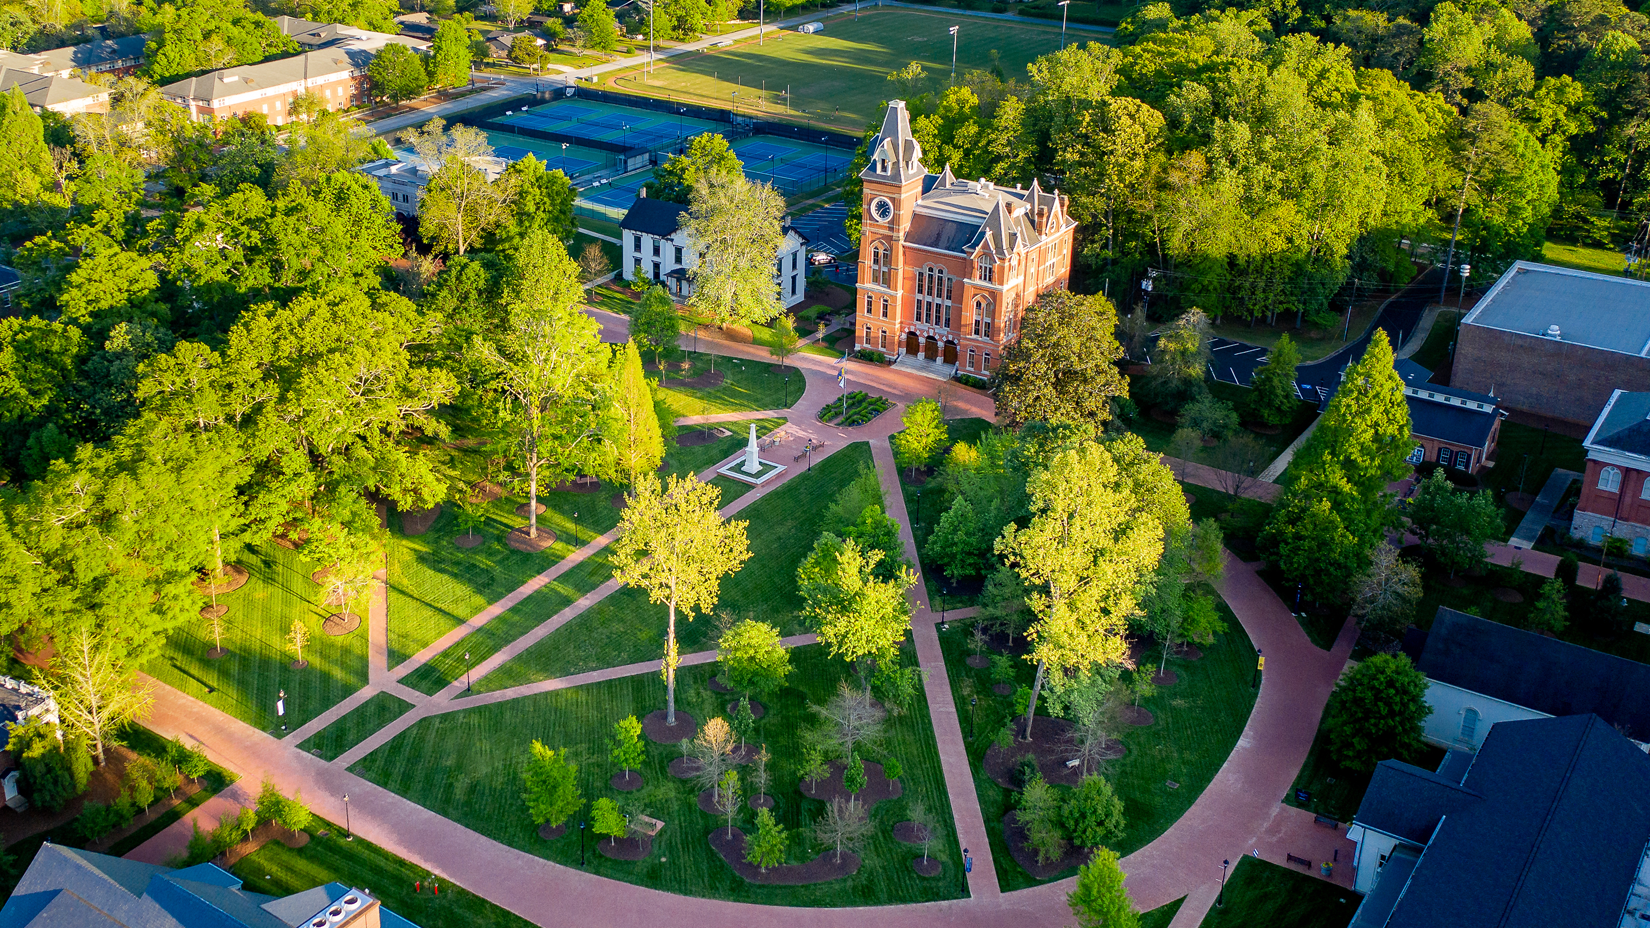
[817, 391, 892, 427]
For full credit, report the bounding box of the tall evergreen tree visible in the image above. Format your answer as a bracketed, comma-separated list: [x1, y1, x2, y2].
[0, 86, 63, 213]
[601, 340, 664, 488]
[1245, 333, 1301, 427]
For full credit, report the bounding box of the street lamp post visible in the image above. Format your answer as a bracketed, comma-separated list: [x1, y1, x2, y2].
[560, 141, 569, 172]
[760, 0, 765, 45]
[343, 794, 353, 841]
[969, 696, 977, 739]
[1458, 263, 1471, 307]
[949, 25, 959, 83]
[464, 650, 473, 692]
[580, 821, 587, 866]
[1058, 0, 1070, 46]
[1217, 859, 1230, 907]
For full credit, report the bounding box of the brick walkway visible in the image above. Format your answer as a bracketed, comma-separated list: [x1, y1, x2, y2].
[128, 323, 1357, 927]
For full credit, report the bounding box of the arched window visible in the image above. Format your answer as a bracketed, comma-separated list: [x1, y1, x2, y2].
[870, 243, 889, 287]
[864, 323, 872, 345]
[1600, 466, 1622, 492]
[967, 347, 976, 370]
[1638, 476, 1650, 501]
[879, 329, 887, 350]
[864, 294, 873, 316]
[1460, 707, 1479, 744]
[978, 256, 994, 283]
[880, 297, 889, 319]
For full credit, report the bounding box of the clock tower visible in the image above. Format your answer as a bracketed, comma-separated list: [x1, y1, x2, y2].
[855, 100, 925, 356]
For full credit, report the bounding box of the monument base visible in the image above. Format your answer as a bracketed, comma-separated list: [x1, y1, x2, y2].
[717, 458, 787, 486]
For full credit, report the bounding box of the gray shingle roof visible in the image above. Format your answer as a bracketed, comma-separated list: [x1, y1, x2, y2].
[1407, 395, 1498, 448]
[34, 35, 147, 73]
[1463, 260, 1650, 356]
[1355, 760, 1480, 843]
[159, 49, 371, 104]
[0, 69, 105, 108]
[1585, 389, 1650, 458]
[618, 197, 687, 237]
[1417, 607, 1650, 740]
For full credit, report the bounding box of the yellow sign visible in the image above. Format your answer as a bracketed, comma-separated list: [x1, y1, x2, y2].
[1257, 656, 1266, 671]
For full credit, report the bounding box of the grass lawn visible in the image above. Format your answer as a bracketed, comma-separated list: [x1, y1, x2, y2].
[1125, 381, 1316, 472]
[656, 353, 805, 420]
[1199, 857, 1359, 928]
[229, 817, 536, 928]
[1140, 897, 1185, 928]
[1541, 241, 1627, 277]
[1283, 717, 1444, 825]
[937, 601, 1258, 890]
[1406, 309, 1462, 373]
[605, 9, 1074, 132]
[144, 541, 369, 732]
[1207, 294, 1385, 363]
[394, 421, 784, 697]
[298, 692, 416, 762]
[1479, 420, 1586, 534]
[353, 644, 966, 906]
[896, 417, 996, 610]
[473, 442, 875, 691]
[572, 231, 622, 273]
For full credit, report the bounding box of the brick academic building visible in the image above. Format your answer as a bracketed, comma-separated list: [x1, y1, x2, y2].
[1454, 261, 1650, 429]
[854, 100, 1076, 377]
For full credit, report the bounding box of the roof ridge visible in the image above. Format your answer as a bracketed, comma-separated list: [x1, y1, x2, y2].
[1493, 716, 1598, 928]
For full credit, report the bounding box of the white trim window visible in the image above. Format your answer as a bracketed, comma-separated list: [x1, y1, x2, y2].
[1460, 707, 1479, 743]
[1600, 466, 1623, 492]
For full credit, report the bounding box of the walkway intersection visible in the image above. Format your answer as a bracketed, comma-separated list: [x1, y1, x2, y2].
[131, 316, 1359, 928]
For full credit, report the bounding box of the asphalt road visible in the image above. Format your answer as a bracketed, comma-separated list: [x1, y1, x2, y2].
[1293, 266, 1442, 405]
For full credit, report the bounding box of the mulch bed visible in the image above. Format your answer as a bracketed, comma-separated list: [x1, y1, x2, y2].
[893, 821, 931, 845]
[708, 827, 861, 885]
[1445, 576, 1471, 588]
[644, 360, 693, 373]
[453, 532, 485, 549]
[799, 760, 901, 808]
[612, 771, 645, 791]
[273, 524, 310, 550]
[992, 683, 1013, 696]
[965, 655, 990, 669]
[323, 613, 362, 637]
[516, 501, 547, 517]
[728, 699, 766, 719]
[708, 677, 733, 693]
[401, 504, 441, 536]
[217, 821, 309, 868]
[1121, 705, 1155, 727]
[200, 603, 228, 619]
[983, 717, 1085, 789]
[748, 794, 774, 810]
[643, 709, 698, 744]
[1002, 812, 1091, 880]
[193, 565, 250, 595]
[1152, 670, 1179, 686]
[698, 788, 734, 814]
[207, 647, 227, 659]
[669, 757, 698, 779]
[1492, 587, 1525, 603]
[1175, 645, 1203, 661]
[597, 833, 652, 861]
[1246, 422, 1283, 435]
[291, 659, 309, 670]
[550, 476, 603, 493]
[1149, 407, 1178, 424]
[469, 481, 504, 503]
[663, 371, 727, 389]
[506, 526, 557, 553]
[1505, 491, 1536, 512]
[539, 823, 567, 841]
[676, 429, 722, 447]
[912, 857, 942, 877]
[612, 493, 628, 510]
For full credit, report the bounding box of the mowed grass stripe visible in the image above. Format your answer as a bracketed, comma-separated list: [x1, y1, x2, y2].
[473, 442, 874, 692]
[298, 691, 416, 762]
[352, 645, 966, 906]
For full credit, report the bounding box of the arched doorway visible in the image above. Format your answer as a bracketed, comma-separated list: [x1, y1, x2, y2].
[905, 332, 919, 356]
[924, 336, 939, 361]
[943, 341, 958, 364]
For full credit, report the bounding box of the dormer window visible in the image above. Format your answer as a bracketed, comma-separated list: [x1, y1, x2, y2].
[879, 158, 888, 173]
[978, 256, 994, 283]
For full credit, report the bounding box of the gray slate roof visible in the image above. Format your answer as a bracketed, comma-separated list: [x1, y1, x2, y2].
[0, 69, 105, 108]
[35, 35, 147, 73]
[1417, 607, 1650, 740]
[1354, 715, 1650, 928]
[1585, 389, 1650, 458]
[1463, 260, 1650, 356]
[1355, 759, 1480, 843]
[1407, 395, 1498, 448]
[618, 197, 687, 238]
[160, 49, 371, 103]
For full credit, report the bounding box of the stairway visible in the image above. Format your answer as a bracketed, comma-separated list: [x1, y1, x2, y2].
[892, 352, 959, 381]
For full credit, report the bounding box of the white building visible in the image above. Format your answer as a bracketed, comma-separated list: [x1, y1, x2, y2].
[618, 192, 809, 309]
[357, 152, 509, 217]
[0, 676, 60, 811]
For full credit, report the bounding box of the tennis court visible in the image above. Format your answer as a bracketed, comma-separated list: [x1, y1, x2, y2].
[575, 132, 851, 219]
[489, 97, 725, 154]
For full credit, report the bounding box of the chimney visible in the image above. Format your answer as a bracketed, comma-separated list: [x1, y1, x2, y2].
[638, 186, 646, 198]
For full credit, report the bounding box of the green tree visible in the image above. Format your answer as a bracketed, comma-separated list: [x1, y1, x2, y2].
[277, 110, 379, 190]
[1019, 774, 1068, 864]
[11, 721, 89, 812]
[1063, 774, 1126, 848]
[745, 807, 787, 872]
[510, 34, 551, 71]
[613, 473, 751, 725]
[683, 171, 786, 331]
[797, 534, 916, 685]
[768, 314, 799, 368]
[1528, 576, 1568, 635]
[646, 132, 741, 204]
[1246, 334, 1302, 427]
[471, 230, 609, 539]
[1179, 395, 1239, 441]
[893, 398, 947, 479]
[610, 714, 645, 782]
[1068, 847, 1139, 928]
[600, 340, 664, 488]
[591, 796, 627, 845]
[1351, 544, 1423, 638]
[992, 290, 1128, 431]
[1406, 470, 1503, 578]
[410, 121, 518, 256]
[0, 86, 64, 213]
[1324, 653, 1432, 771]
[716, 618, 792, 697]
[630, 285, 681, 367]
[428, 19, 474, 88]
[521, 740, 583, 827]
[997, 436, 1187, 739]
[496, 0, 535, 27]
[577, 0, 619, 51]
[367, 42, 428, 104]
[925, 494, 992, 580]
[1140, 310, 1210, 412]
[493, 155, 576, 252]
[47, 624, 153, 765]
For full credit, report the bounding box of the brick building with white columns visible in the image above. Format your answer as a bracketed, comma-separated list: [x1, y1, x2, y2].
[854, 99, 1076, 377]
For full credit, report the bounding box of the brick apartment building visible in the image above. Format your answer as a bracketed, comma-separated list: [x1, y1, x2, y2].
[160, 48, 373, 124]
[1454, 261, 1650, 428]
[854, 100, 1076, 378]
[0, 36, 147, 115]
[1570, 388, 1650, 552]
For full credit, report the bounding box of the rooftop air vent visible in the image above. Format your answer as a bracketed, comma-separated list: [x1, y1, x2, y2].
[1546, 324, 1561, 339]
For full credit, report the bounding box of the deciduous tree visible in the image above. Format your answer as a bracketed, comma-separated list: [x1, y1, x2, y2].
[522, 740, 583, 827]
[1063, 774, 1126, 849]
[409, 120, 518, 256]
[428, 19, 473, 88]
[1352, 544, 1423, 638]
[768, 314, 799, 368]
[591, 796, 627, 845]
[577, 0, 619, 51]
[611, 715, 645, 782]
[797, 534, 915, 684]
[613, 473, 750, 724]
[1324, 653, 1432, 771]
[1528, 576, 1568, 634]
[992, 290, 1128, 431]
[629, 285, 680, 365]
[46, 625, 152, 765]
[1069, 847, 1139, 928]
[746, 807, 787, 872]
[1407, 470, 1503, 578]
[647, 132, 741, 204]
[813, 796, 872, 863]
[1246, 334, 1302, 427]
[367, 42, 428, 104]
[893, 398, 947, 479]
[683, 172, 786, 330]
[716, 618, 791, 697]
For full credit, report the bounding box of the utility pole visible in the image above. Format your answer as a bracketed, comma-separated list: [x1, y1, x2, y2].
[1058, 0, 1070, 46]
[760, 0, 765, 45]
[949, 25, 959, 83]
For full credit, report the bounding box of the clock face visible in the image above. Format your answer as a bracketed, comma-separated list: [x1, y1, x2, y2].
[870, 197, 893, 223]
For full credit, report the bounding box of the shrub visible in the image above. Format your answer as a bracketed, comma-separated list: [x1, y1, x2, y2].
[76, 800, 126, 842]
[989, 652, 1017, 685]
[1063, 775, 1126, 848]
[210, 807, 258, 854]
[521, 741, 583, 828]
[855, 348, 887, 363]
[1323, 653, 1432, 771]
[184, 821, 215, 866]
[956, 373, 990, 389]
[1018, 775, 1068, 864]
[1556, 552, 1579, 586]
[13, 722, 91, 812]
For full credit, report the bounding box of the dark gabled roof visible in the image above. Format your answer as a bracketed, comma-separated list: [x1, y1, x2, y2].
[0, 266, 22, 289]
[1349, 845, 1419, 928]
[618, 197, 687, 237]
[1586, 390, 1650, 458]
[1355, 760, 1480, 844]
[1406, 394, 1498, 448]
[1386, 715, 1650, 928]
[1396, 358, 1498, 405]
[35, 35, 147, 71]
[1417, 607, 1650, 740]
[905, 212, 976, 252]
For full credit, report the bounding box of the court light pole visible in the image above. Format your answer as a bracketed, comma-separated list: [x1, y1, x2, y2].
[1058, 0, 1070, 46]
[561, 141, 569, 172]
[949, 25, 959, 83]
[760, 0, 765, 45]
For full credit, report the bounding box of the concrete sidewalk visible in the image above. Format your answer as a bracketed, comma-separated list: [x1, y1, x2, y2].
[1507, 468, 1579, 550]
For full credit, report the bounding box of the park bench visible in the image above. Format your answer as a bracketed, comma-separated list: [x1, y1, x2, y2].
[1314, 815, 1339, 830]
[1285, 854, 1312, 869]
[793, 441, 828, 461]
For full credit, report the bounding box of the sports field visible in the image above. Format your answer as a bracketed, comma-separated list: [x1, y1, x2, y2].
[607, 8, 1082, 130]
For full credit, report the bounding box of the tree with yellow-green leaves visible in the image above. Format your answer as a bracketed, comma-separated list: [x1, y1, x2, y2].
[599, 340, 664, 488]
[996, 435, 1188, 740]
[613, 473, 750, 726]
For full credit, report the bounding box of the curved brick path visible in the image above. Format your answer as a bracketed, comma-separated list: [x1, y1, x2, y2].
[132, 316, 1354, 927]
